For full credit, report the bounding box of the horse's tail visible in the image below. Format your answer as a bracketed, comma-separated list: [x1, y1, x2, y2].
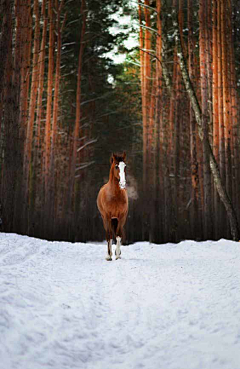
[111, 217, 118, 238]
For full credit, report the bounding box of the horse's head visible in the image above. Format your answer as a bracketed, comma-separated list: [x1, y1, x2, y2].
[110, 152, 126, 189]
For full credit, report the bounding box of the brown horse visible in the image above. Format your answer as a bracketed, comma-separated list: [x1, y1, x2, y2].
[97, 152, 128, 260]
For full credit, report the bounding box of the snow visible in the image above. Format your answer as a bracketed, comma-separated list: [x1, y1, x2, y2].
[0, 233, 240, 369]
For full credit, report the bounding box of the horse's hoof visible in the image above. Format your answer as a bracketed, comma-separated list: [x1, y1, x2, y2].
[106, 256, 112, 261]
[115, 255, 121, 260]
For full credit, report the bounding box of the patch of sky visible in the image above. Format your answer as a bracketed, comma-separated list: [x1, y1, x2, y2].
[103, 4, 139, 65]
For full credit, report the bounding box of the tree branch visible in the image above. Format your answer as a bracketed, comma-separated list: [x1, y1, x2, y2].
[77, 138, 98, 153]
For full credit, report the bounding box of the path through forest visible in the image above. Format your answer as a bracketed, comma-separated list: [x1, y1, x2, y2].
[0, 233, 240, 369]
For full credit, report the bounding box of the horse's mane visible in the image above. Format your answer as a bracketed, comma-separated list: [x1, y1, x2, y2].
[111, 152, 126, 164]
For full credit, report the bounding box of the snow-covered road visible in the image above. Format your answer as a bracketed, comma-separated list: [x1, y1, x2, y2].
[0, 233, 240, 369]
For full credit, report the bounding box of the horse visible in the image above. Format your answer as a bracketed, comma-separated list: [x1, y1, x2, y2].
[97, 152, 128, 261]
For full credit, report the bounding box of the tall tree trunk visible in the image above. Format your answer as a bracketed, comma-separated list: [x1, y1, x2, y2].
[44, 0, 54, 230]
[49, 2, 66, 232]
[0, 0, 14, 173]
[36, 0, 47, 151]
[138, 0, 144, 126]
[228, 0, 239, 223]
[2, 0, 23, 232]
[31, 0, 47, 235]
[222, 0, 232, 228]
[188, 0, 200, 238]
[212, 0, 220, 237]
[154, 0, 163, 243]
[199, 0, 213, 238]
[20, 0, 32, 138]
[217, 0, 225, 184]
[143, 0, 151, 191]
[23, 0, 40, 228]
[0, 0, 12, 95]
[67, 0, 87, 230]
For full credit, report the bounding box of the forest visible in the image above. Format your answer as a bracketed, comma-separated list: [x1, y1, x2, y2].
[0, 0, 240, 243]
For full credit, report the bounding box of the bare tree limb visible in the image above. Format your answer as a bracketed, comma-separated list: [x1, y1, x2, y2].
[77, 138, 98, 153]
[75, 160, 95, 172]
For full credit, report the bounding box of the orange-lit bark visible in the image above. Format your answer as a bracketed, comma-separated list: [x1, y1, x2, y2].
[221, 0, 230, 151]
[148, 70, 155, 171]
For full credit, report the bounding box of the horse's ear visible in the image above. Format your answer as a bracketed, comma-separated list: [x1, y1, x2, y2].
[123, 151, 126, 161]
[110, 153, 114, 164]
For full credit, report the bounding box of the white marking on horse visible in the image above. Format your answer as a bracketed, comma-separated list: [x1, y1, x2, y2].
[116, 236, 121, 259]
[118, 161, 126, 189]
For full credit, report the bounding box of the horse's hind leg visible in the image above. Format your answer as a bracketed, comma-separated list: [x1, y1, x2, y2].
[106, 238, 112, 261]
[102, 218, 112, 261]
[115, 236, 121, 260]
[115, 224, 123, 260]
[105, 222, 113, 261]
